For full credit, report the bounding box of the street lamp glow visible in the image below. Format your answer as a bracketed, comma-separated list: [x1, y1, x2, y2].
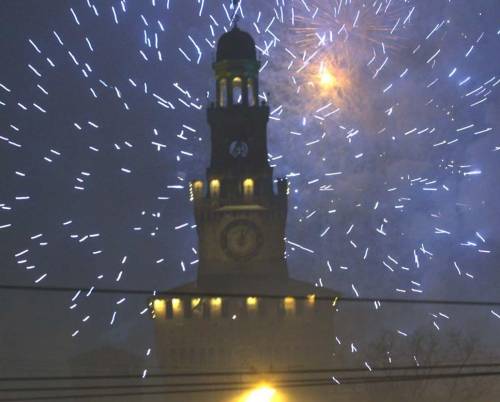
[244, 386, 277, 402]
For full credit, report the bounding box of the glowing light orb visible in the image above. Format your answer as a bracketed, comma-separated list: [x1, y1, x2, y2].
[244, 386, 277, 402]
[319, 69, 336, 88]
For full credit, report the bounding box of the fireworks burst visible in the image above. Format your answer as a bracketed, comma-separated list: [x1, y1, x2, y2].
[1, 0, 499, 375]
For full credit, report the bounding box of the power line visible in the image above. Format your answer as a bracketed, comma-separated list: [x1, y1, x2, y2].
[0, 369, 499, 401]
[1, 366, 499, 393]
[1, 283, 500, 307]
[1, 361, 499, 383]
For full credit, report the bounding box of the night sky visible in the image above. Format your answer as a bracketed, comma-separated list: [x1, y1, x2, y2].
[1, 0, 500, 397]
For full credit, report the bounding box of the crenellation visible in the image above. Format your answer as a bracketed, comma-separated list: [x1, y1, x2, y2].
[152, 296, 335, 321]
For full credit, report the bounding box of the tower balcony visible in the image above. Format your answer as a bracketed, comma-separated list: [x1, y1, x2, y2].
[189, 178, 288, 209]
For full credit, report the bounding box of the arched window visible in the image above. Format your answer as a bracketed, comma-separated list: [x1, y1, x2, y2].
[243, 178, 254, 197]
[191, 298, 202, 317]
[219, 78, 227, 107]
[210, 297, 222, 317]
[210, 179, 220, 197]
[171, 298, 183, 318]
[283, 297, 296, 315]
[246, 297, 258, 313]
[153, 299, 166, 318]
[232, 77, 242, 104]
[191, 180, 203, 200]
[247, 78, 255, 106]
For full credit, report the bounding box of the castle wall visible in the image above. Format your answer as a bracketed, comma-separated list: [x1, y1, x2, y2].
[151, 297, 336, 372]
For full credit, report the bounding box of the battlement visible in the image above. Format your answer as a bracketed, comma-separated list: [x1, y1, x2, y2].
[149, 295, 335, 320]
[151, 293, 337, 372]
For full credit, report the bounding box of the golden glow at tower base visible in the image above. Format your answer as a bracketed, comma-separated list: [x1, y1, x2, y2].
[238, 385, 281, 402]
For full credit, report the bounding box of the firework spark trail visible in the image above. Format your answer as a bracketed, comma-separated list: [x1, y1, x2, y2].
[0, 0, 498, 377]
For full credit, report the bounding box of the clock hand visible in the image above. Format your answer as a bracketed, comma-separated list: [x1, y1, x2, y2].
[237, 228, 246, 246]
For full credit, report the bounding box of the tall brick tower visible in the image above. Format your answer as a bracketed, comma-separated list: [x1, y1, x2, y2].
[150, 24, 338, 392]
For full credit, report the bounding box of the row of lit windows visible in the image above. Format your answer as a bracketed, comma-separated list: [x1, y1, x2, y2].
[152, 295, 320, 319]
[191, 178, 254, 198]
[218, 76, 256, 107]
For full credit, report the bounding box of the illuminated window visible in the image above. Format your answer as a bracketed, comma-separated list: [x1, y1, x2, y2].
[307, 294, 315, 306]
[171, 298, 183, 318]
[193, 180, 203, 192]
[153, 299, 166, 318]
[243, 178, 254, 197]
[192, 180, 203, 199]
[246, 297, 258, 312]
[210, 297, 222, 317]
[284, 297, 296, 315]
[192, 298, 201, 308]
[219, 78, 227, 107]
[191, 298, 202, 317]
[247, 78, 255, 106]
[232, 77, 242, 104]
[210, 179, 220, 197]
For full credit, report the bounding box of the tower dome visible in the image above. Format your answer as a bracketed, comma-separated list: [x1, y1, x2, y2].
[216, 25, 256, 62]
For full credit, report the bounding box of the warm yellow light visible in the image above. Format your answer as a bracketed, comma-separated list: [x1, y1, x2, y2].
[191, 298, 202, 316]
[192, 180, 203, 199]
[171, 298, 183, 317]
[284, 297, 296, 314]
[319, 69, 336, 88]
[247, 297, 258, 306]
[244, 386, 277, 402]
[247, 297, 258, 313]
[211, 297, 222, 306]
[210, 297, 222, 316]
[210, 179, 220, 197]
[153, 299, 166, 317]
[307, 294, 315, 304]
[243, 178, 254, 196]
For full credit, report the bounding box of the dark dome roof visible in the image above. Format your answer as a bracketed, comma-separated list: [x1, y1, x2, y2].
[216, 26, 256, 62]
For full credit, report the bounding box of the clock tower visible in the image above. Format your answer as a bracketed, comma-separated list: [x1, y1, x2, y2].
[191, 24, 288, 287]
[150, 24, 339, 389]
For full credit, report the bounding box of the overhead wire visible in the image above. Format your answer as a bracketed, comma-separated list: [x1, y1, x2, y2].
[1, 360, 500, 382]
[2, 283, 500, 306]
[0, 369, 499, 401]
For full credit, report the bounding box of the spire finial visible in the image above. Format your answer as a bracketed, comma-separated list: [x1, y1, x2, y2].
[231, 0, 240, 28]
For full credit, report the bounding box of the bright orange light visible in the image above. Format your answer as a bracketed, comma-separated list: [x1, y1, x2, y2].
[319, 69, 336, 88]
[283, 297, 296, 314]
[192, 180, 203, 196]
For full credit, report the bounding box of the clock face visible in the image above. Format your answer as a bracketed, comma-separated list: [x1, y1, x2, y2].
[220, 219, 263, 261]
[229, 140, 249, 158]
